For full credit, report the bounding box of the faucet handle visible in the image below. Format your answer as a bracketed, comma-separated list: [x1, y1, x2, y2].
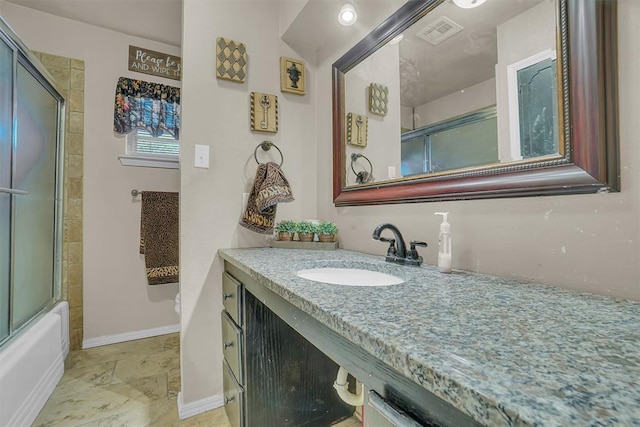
[410, 240, 428, 249]
[407, 240, 427, 266]
[379, 237, 397, 256]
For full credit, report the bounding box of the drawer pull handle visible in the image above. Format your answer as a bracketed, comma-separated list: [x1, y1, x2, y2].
[223, 341, 234, 349]
[223, 293, 234, 300]
[224, 395, 234, 404]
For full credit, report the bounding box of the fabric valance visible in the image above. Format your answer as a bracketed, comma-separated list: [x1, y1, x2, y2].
[114, 77, 181, 139]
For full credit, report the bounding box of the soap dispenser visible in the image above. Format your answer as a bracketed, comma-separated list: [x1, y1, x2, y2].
[434, 212, 452, 273]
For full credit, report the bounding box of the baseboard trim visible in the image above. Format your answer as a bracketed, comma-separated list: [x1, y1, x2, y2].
[177, 391, 224, 420]
[82, 324, 180, 349]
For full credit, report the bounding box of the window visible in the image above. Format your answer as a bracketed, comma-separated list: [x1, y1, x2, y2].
[118, 129, 180, 169]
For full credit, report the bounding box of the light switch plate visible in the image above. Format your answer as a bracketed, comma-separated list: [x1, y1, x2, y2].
[194, 144, 209, 168]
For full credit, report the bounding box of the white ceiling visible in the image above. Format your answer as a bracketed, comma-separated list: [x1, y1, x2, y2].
[5, 0, 182, 47]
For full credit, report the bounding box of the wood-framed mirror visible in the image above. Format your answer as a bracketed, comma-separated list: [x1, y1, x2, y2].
[332, 0, 618, 206]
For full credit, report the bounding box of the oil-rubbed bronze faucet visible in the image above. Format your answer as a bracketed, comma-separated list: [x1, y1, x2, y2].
[372, 223, 427, 267]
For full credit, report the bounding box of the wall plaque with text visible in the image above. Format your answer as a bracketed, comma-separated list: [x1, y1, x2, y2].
[128, 45, 181, 81]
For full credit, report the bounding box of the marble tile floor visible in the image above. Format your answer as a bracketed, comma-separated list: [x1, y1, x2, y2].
[33, 333, 361, 427]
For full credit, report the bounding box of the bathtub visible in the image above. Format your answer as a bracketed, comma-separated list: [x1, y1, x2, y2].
[0, 301, 69, 427]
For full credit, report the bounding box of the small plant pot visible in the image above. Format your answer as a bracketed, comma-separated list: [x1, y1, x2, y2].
[277, 231, 294, 241]
[298, 232, 315, 242]
[318, 234, 335, 243]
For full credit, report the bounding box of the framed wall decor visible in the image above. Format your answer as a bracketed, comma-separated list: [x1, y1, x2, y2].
[216, 37, 247, 83]
[280, 56, 305, 95]
[369, 83, 388, 116]
[346, 113, 368, 147]
[250, 92, 278, 133]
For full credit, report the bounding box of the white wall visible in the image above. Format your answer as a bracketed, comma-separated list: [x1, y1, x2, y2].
[180, 0, 317, 404]
[345, 41, 401, 185]
[413, 78, 496, 128]
[0, 3, 181, 340]
[316, 0, 640, 302]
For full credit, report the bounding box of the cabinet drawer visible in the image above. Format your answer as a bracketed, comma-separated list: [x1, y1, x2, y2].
[223, 359, 244, 427]
[223, 272, 242, 326]
[221, 310, 243, 384]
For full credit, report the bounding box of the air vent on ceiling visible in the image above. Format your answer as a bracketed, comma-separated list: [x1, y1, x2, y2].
[416, 16, 463, 46]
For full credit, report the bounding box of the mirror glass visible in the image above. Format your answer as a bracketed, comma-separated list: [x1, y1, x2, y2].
[344, 0, 561, 187]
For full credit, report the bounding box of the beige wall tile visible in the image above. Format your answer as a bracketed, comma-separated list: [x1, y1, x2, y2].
[71, 68, 84, 90]
[70, 59, 85, 70]
[68, 263, 83, 287]
[68, 132, 83, 155]
[67, 219, 83, 242]
[69, 111, 84, 133]
[68, 197, 82, 220]
[69, 177, 83, 198]
[70, 306, 83, 330]
[69, 284, 83, 307]
[45, 66, 70, 89]
[70, 328, 83, 351]
[39, 52, 70, 69]
[69, 242, 83, 265]
[69, 89, 84, 112]
[68, 154, 83, 178]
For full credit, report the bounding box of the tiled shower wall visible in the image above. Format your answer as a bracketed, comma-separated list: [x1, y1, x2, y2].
[34, 51, 85, 351]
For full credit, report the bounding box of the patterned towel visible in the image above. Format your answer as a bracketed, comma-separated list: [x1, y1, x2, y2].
[140, 191, 179, 285]
[240, 162, 294, 234]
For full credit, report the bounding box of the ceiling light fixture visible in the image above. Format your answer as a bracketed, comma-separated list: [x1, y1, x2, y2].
[453, 0, 488, 9]
[338, 4, 358, 26]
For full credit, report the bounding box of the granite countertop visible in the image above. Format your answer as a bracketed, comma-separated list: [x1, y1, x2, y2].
[218, 248, 640, 426]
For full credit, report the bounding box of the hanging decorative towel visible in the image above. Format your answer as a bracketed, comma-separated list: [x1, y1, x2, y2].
[240, 162, 294, 234]
[114, 77, 181, 139]
[140, 191, 179, 285]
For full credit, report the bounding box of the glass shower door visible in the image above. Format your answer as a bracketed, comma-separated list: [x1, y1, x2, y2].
[0, 36, 13, 342]
[11, 60, 60, 328]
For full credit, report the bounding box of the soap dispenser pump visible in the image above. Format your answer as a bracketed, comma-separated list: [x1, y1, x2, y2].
[434, 212, 452, 273]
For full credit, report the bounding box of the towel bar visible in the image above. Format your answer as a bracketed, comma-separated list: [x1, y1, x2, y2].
[254, 141, 283, 167]
[131, 189, 140, 197]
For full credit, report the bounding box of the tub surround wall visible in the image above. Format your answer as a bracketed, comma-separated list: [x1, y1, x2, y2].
[0, 2, 181, 342]
[33, 51, 85, 350]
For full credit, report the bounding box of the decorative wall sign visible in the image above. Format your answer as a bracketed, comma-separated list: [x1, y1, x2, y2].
[369, 83, 388, 115]
[280, 56, 305, 95]
[216, 37, 247, 83]
[128, 46, 181, 81]
[250, 92, 278, 133]
[347, 113, 368, 147]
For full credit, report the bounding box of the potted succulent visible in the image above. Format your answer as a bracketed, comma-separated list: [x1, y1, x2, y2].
[296, 221, 318, 242]
[317, 221, 338, 242]
[275, 220, 297, 241]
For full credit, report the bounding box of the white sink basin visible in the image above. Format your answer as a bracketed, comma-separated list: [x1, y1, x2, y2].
[296, 267, 405, 286]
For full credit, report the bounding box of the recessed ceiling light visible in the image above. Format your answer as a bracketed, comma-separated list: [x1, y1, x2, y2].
[453, 0, 488, 9]
[338, 4, 358, 26]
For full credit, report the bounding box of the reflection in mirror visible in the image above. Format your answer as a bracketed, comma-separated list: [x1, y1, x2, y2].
[344, 0, 561, 186]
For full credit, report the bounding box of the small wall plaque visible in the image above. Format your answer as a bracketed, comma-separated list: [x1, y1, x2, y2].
[128, 45, 181, 81]
[251, 92, 278, 133]
[369, 83, 388, 116]
[280, 56, 305, 95]
[216, 37, 247, 83]
[347, 113, 368, 147]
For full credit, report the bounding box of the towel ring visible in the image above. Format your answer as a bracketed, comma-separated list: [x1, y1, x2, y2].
[351, 153, 374, 184]
[254, 141, 284, 167]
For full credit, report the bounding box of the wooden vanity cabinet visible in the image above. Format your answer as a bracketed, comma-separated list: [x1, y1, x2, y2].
[221, 267, 353, 427]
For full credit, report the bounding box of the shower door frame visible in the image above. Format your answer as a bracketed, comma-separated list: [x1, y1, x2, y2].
[0, 17, 66, 348]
